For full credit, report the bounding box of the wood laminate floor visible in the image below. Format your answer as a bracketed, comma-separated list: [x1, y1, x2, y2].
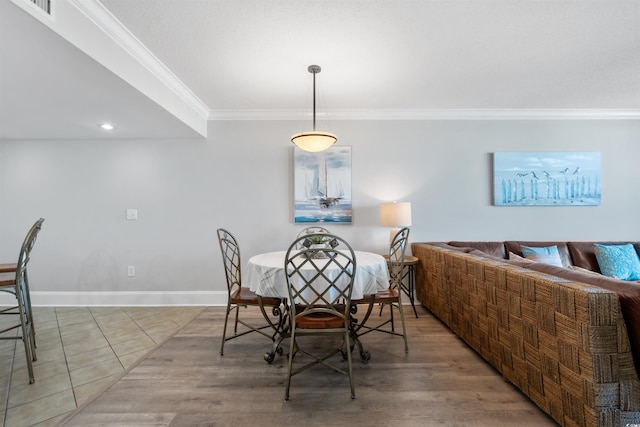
[52, 306, 558, 427]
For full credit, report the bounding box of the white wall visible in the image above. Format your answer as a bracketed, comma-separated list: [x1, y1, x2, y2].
[1, 119, 639, 305]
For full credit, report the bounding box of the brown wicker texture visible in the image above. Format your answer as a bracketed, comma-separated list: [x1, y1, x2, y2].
[411, 243, 640, 427]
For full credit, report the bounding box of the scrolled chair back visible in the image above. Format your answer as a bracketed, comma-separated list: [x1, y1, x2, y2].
[388, 227, 410, 290]
[216, 228, 241, 295]
[15, 218, 45, 279]
[295, 226, 331, 249]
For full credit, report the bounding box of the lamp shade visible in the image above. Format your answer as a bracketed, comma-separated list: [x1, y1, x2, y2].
[291, 131, 337, 152]
[380, 202, 412, 227]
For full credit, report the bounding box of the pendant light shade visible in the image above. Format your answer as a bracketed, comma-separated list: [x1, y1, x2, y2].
[291, 131, 337, 152]
[291, 65, 337, 152]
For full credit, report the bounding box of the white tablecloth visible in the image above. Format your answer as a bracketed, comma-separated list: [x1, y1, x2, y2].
[245, 250, 390, 300]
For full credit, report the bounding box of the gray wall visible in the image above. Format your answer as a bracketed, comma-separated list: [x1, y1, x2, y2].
[1, 119, 639, 305]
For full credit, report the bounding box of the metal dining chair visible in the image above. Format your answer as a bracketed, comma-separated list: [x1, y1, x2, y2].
[353, 227, 409, 353]
[294, 226, 331, 249]
[0, 217, 45, 384]
[0, 218, 44, 348]
[284, 233, 356, 400]
[216, 228, 283, 356]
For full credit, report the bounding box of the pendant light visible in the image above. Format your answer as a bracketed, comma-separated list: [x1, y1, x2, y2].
[291, 65, 337, 152]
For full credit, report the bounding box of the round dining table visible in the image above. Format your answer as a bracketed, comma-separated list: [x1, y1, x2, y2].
[245, 250, 390, 300]
[245, 249, 391, 363]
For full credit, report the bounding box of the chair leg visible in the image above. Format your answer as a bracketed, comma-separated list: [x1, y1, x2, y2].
[407, 266, 419, 318]
[24, 270, 36, 349]
[389, 303, 395, 333]
[233, 305, 240, 334]
[396, 300, 409, 353]
[16, 285, 35, 383]
[346, 329, 355, 399]
[20, 283, 36, 361]
[220, 302, 232, 356]
[284, 329, 297, 401]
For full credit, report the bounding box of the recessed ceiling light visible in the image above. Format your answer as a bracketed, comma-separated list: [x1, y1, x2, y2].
[99, 123, 115, 130]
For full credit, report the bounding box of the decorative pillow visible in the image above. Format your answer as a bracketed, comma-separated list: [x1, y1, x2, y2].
[594, 243, 640, 281]
[509, 252, 532, 262]
[521, 245, 565, 268]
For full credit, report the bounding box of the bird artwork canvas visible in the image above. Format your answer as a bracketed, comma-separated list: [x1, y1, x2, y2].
[493, 152, 601, 206]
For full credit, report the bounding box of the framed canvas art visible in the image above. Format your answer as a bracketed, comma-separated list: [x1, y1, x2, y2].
[294, 146, 352, 223]
[493, 152, 601, 206]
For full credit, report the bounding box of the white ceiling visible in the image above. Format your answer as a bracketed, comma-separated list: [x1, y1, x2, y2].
[1, 0, 639, 140]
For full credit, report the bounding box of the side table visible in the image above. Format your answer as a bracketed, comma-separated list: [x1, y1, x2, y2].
[383, 254, 419, 318]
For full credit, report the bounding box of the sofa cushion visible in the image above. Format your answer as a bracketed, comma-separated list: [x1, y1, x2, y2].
[594, 243, 640, 281]
[508, 251, 529, 261]
[568, 242, 601, 271]
[505, 241, 571, 268]
[570, 265, 606, 277]
[464, 249, 532, 267]
[507, 251, 542, 268]
[567, 241, 640, 272]
[448, 241, 506, 259]
[521, 245, 565, 267]
[426, 242, 476, 252]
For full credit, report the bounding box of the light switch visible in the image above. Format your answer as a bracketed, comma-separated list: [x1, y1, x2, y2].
[126, 209, 138, 220]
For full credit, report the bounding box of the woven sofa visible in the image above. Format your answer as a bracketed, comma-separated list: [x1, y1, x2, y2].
[411, 241, 640, 427]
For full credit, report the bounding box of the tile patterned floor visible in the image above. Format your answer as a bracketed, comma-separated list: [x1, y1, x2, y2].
[0, 306, 205, 427]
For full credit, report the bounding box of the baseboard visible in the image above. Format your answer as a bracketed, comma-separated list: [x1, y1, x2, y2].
[0, 291, 228, 306]
[0, 291, 416, 307]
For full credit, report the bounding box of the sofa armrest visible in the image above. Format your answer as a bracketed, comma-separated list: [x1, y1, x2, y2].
[411, 242, 640, 427]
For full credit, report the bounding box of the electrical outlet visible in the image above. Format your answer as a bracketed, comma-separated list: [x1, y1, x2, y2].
[127, 266, 135, 277]
[126, 209, 138, 220]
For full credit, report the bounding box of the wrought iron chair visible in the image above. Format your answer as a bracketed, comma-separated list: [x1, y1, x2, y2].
[294, 226, 331, 249]
[353, 227, 409, 353]
[0, 218, 44, 347]
[216, 228, 283, 356]
[284, 233, 356, 400]
[0, 217, 45, 384]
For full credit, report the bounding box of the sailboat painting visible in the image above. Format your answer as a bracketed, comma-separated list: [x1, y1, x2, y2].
[294, 146, 352, 223]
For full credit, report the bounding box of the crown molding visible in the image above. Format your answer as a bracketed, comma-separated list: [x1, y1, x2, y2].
[69, 0, 210, 120]
[209, 108, 640, 121]
[47, 1, 640, 125]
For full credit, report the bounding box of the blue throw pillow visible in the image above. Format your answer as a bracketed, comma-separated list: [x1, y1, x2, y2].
[594, 243, 640, 281]
[521, 245, 560, 256]
[521, 245, 564, 268]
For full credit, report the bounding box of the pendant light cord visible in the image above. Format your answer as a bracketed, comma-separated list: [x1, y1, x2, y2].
[312, 68, 317, 131]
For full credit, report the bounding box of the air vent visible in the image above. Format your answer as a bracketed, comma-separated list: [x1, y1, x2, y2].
[30, 0, 50, 14]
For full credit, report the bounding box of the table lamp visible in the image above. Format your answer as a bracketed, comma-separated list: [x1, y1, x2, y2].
[379, 202, 412, 243]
